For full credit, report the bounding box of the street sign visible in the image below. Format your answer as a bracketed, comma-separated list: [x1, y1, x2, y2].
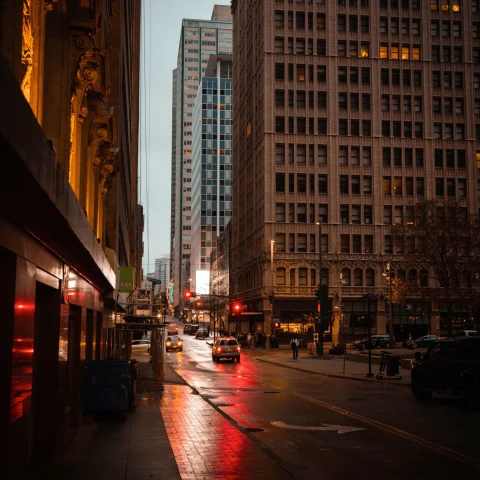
[271, 421, 365, 435]
[146, 276, 161, 285]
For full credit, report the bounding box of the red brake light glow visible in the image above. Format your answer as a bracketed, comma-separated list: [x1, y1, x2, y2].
[217, 347, 222, 352]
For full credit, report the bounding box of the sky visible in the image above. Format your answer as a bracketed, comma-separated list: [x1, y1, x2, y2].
[139, 0, 231, 275]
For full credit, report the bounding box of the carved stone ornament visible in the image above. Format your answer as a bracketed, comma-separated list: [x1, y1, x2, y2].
[76, 36, 91, 50]
[21, 0, 34, 103]
[44, 0, 59, 12]
[96, 127, 108, 139]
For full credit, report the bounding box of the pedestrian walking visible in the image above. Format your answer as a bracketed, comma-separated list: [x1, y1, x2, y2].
[290, 336, 299, 360]
[261, 332, 266, 350]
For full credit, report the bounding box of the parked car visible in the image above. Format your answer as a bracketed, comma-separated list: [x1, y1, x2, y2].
[130, 339, 151, 354]
[195, 328, 209, 339]
[211, 337, 241, 363]
[352, 334, 395, 350]
[413, 335, 438, 348]
[165, 336, 183, 352]
[183, 324, 192, 334]
[167, 323, 178, 335]
[411, 337, 480, 408]
[188, 325, 199, 335]
[458, 330, 478, 337]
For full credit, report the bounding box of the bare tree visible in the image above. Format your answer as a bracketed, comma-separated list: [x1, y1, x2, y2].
[392, 198, 480, 335]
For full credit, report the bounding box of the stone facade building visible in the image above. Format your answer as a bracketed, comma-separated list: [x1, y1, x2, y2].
[0, 0, 142, 475]
[231, 0, 480, 342]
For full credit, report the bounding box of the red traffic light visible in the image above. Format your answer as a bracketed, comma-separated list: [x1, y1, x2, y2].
[233, 302, 241, 312]
[184, 290, 192, 299]
[195, 301, 202, 307]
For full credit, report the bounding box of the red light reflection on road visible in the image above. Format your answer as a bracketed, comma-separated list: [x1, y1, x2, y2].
[161, 385, 275, 479]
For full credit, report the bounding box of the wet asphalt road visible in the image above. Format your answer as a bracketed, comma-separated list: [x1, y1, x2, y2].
[163, 326, 480, 479]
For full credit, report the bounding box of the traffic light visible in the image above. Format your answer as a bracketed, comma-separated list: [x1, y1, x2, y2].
[195, 300, 202, 308]
[183, 290, 196, 299]
[273, 321, 280, 329]
[268, 291, 275, 304]
[232, 302, 242, 315]
[317, 285, 329, 332]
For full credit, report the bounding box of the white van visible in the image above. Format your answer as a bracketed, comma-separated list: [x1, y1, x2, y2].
[457, 330, 478, 337]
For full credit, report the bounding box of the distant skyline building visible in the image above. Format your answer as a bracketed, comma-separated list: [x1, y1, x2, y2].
[190, 55, 233, 294]
[155, 255, 171, 295]
[170, 5, 232, 313]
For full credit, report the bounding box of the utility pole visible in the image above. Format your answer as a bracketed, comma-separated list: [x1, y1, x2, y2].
[388, 260, 394, 348]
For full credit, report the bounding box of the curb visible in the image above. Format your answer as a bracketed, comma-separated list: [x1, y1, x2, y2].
[255, 357, 410, 388]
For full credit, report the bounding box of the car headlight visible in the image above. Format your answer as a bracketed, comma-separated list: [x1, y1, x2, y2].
[178, 341, 183, 345]
[166, 342, 171, 346]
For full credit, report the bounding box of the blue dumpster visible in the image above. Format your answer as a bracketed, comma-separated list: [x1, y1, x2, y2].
[83, 360, 131, 416]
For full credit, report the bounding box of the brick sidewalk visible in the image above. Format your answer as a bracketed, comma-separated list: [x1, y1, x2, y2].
[160, 385, 293, 480]
[53, 371, 181, 480]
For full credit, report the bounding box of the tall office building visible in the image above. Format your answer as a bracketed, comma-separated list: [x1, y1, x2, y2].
[155, 255, 171, 295]
[171, 5, 232, 313]
[191, 55, 233, 293]
[231, 0, 479, 341]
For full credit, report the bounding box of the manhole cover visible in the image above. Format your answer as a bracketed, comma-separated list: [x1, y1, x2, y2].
[246, 427, 265, 433]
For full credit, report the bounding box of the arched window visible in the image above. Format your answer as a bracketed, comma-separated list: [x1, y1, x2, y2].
[341, 268, 351, 286]
[310, 268, 316, 286]
[290, 268, 296, 286]
[299, 268, 308, 286]
[397, 269, 406, 281]
[276, 267, 286, 285]
[408, 269, 417, 283]
[366, 268, 375, 286]
[420, 269, 429, 287]
[354, 268, 363, 286]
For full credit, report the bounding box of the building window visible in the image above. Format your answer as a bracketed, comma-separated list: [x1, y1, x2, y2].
[354, 268, 363, 286]
[341, 236, 350, 254]
[363, 147, 372, 166]
[384, 206, 392, 225]
[363, 176, 372, 195]
[340, 205, 349, 224]
[352, 205, 361, 224]
[275, 233, 286, 252]
[340, 146, 348, 165]
[341, 267, 351, 285]
[290, 268, 296, 285]
[340, 175, 349, 194]
[383, 177, 392, 195]
[275, 117, 285, 133]
[276, 203, 286, 222]
[318, 145, 327, 164]
[276, 267, 286, 285]
[364, 205, 373, 224]
[276, 173, 285, 192]
[275, 144, 285, 164]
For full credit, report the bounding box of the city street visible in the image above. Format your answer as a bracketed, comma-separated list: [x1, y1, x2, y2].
[161, 324, 480, 479]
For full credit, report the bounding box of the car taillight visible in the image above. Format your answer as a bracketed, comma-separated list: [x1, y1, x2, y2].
[217, 347, 222, 352]
[237, 346, 241, 352]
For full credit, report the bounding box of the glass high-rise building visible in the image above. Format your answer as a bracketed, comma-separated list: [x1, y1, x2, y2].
[191, 55, 233, 292]
[171, 5, 232, 312]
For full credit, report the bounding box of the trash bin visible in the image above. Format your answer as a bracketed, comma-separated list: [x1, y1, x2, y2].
[83, 360, 131, 416]
[386, 354, 400, 376]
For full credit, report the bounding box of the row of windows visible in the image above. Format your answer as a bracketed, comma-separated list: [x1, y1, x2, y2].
[381, 176, 425, 196]
[275, 116, 327, 134]
[380, 43, 421, 60]
[380, 68, 423, 86]
[381, 120, 424, 138]
[380, 17, 421, 35]
[428, 0, 461, 11]
[431, 45, 463, 63]
[339, 205, 374, 224]
[339, 93, 371, 110]
[275, 90, 327, 108]
[430, 20, 462, 37]
[275, 143, 329, 164]
[338, 66, 371, 84]
[275, 63, 327, 82]
[432, 96, 464, 114]
[381, 94, 422, 112]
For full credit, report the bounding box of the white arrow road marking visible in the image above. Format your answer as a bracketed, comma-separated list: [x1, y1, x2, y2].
[271, 421, 365, 435]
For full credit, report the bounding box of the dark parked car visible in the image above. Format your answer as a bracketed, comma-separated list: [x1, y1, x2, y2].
[411, 337, 480, 408]
[188, 325, 199, 335]
[352, 334, 395, 350]
[414, 335, 438, 348]
[195, 328, 209, 339]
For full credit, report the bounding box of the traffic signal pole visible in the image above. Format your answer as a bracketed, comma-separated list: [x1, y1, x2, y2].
[317, 218, 323, 356]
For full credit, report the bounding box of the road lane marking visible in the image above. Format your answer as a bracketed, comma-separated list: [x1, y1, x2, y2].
[290, 391, 480, 470]
[271, 421, 365, 434]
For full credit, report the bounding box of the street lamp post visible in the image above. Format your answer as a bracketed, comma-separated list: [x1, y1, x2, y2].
[383, 261, 395, 349]
[365, 293, 378, 378]
[316, 218, 324, 355]
[270, 240, 275, 342]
